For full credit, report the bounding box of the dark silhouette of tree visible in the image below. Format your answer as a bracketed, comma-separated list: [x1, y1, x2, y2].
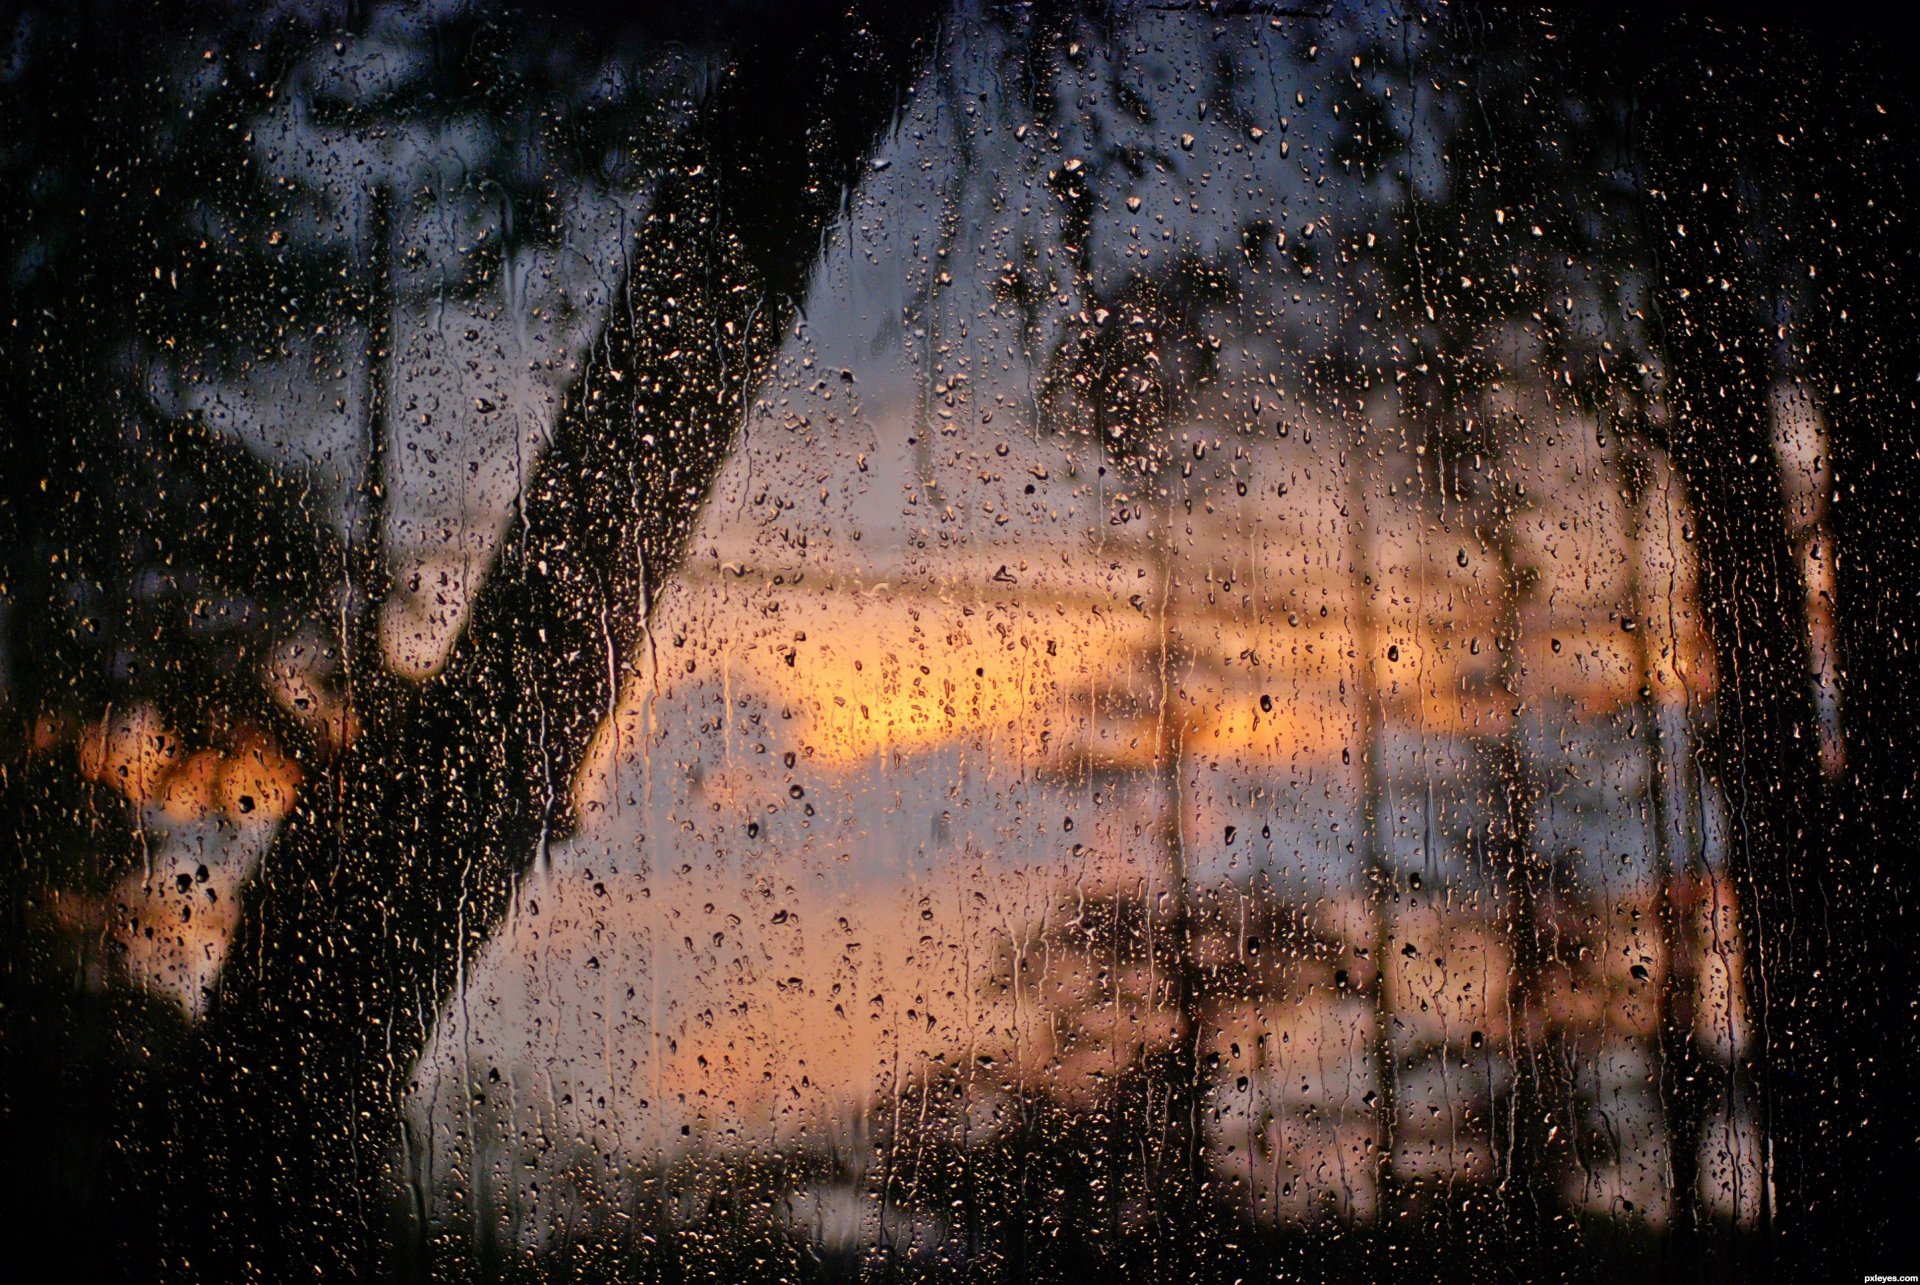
[172, 5, 940, 1276]
[1800, 49, 1920, 1267]
[0, 0, 938, 1275]
[1351, 6, 1904, 1273]
[5, 2, 1916, 1279]
[1614, 435, 1712, 1254]
[1629, 32, 1832, 1272]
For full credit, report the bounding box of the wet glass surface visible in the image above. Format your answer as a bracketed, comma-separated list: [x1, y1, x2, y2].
[3, 2, 1915, 1280]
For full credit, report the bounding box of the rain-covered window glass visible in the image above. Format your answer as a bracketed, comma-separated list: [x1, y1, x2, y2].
[4, 2, 1915, 1281]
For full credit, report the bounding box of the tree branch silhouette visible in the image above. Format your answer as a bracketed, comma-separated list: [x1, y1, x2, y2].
[175, 6, 935, 1275]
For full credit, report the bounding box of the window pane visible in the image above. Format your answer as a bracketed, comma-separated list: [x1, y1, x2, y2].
[4, 3, 1913, 1279]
